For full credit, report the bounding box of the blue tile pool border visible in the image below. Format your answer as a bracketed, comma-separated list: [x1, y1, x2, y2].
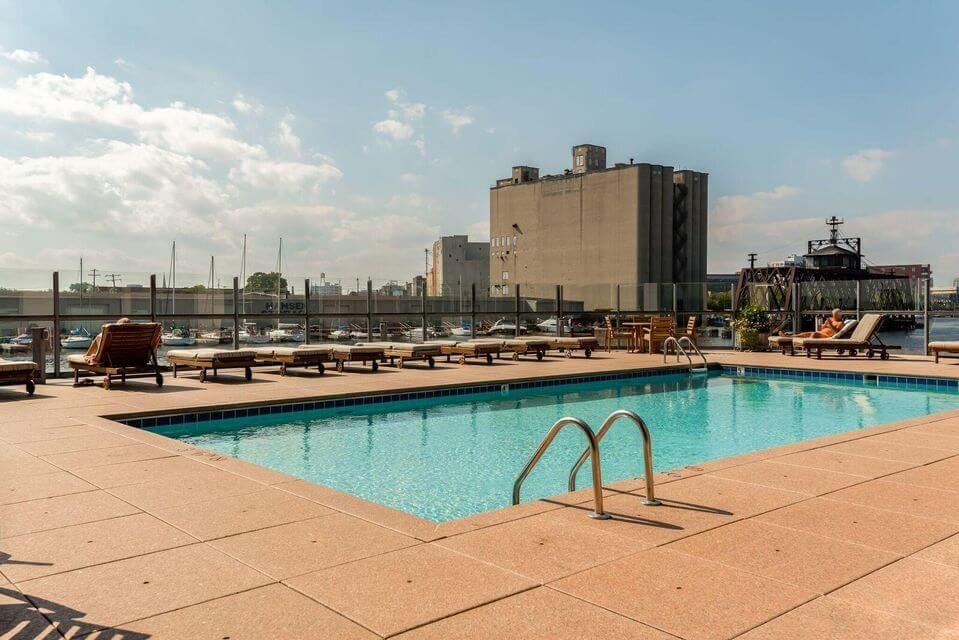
[114, 363, 958, 430]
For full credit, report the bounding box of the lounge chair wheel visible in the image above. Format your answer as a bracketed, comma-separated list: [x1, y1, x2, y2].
[881, 351, 890, 360]
[336, 361, 344, 373]
[26, 379, 35, 395]
[458, 355, 466, 365]
[486, 354, 493, 365]
[245, 366, 252, 380]
[585, 348, 592, 358]
[428, 356, 435, 368]
[371, 360, 379, 371]
[565, 351, 572, 359]
[318, 362, 325, 374]
[200, 369, 207, 383]
[103, 376, 111, 390]
[155, 373, 164, 387]
[537, 351, 544, 361]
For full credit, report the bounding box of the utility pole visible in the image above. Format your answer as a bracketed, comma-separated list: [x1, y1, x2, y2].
[87, 268, 100, 290]
[747, 253, 758, 269]
[103, 273, 122, 290]
[424, 247, 430, 296]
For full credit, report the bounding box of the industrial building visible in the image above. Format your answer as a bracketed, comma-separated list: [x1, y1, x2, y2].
[489, 144, 707, 309]
[426, 235, 490, 297]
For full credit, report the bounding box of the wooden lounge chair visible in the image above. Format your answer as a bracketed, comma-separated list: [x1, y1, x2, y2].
[540, 336, 599, 358]
[167, 349, 256, 382]
[803, 314, 900, 360]
[644, 316, 675, 355]
[68, 322, 163, 389]
[252, 345, 332, 375]
[769, 319, 859, 356]
[0, 358, 38, 396]
[357, 342, 442, 368]
[681, 316, 698, 346]
[929, 342, 959, 364]
[328, 344, 385, 371]
[435, 340, 502, 365]
[504, 337, 549, 360]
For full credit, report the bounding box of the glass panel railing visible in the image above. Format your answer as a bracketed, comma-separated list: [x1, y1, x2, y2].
[0, 269, 54, 317]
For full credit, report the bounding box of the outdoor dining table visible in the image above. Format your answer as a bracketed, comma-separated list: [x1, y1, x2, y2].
[621, 322, 650, 352]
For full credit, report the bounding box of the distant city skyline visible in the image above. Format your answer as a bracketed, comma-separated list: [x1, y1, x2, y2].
[1, 1, 957, 284]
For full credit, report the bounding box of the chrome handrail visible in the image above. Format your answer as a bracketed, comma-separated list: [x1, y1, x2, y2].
[513, 417, 610, 519]
[567, 409, 660, 505]
[662, 336, 692, 366]
[677, 336, 708, 369]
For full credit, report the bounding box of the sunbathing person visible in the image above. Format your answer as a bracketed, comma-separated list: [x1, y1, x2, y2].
[788, 309, 846, 339]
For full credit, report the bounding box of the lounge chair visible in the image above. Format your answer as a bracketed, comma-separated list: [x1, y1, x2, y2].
[252, 345, 333, 375]
[434, 340, 502, 365]
[521, 335, 599, 358]
[929, 342, 959, 364]
[68, 322, 163, 389]
[167, 349, 256, 382]
[323, 344, 385, 371]
[503, 337, 549, 360]
[357, 342, 442, 368]
[0, 358, 38, 395]
[803, 314, 900, 360]
[768, 319, 858, 355]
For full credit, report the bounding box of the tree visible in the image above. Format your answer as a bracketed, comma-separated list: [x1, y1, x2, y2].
[706, 291, 731, 311]
[245, 271, 288, 293]
[183, 284, 207, 293]
[69, 283, 95, 293]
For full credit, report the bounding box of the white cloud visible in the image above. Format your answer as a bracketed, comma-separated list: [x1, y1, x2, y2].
[842, 148, 893, 182]
[1, 48, 46, 64]
[467, 220, 489, 241]
[229, 158, 341, 191]
[113, 58, 133, 71]
[0, 67, 265, 159]
[413, 139, 426, 156]
[385, 88, 400, 103]
[232, 93, 261, 115]
[399, 172, 421, 186]
[712, 185, 800, 227]
[373, 118, 414, 141]
[16, 129, 53, 142]
[274, 115, 301, 156]
[442, 108, 474, 133]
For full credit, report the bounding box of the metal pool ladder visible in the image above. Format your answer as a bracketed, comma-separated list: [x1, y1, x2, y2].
[512, 411, 661, 520]
[677, 336, 708, 372]
[568, 409, 660, 506]
[663, 336, 708, 373]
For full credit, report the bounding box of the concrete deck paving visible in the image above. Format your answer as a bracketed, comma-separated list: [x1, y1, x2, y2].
[0, 350, 957, 639]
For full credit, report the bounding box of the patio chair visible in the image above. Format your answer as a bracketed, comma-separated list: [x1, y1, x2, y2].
[0, 358, 38, 396]
[929, 342, 959, 364]
[643, 316, 675, 355]
[167, 349, 257, 382]
[604, 315, 634, 352]
[67, 322, 163, 389]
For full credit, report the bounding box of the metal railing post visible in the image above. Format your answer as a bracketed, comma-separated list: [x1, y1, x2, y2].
[672, 282, 678, 319]
[924, 277, 931, 356]
[855, 280, 862, 320]
[470, 283, 477, 339]
[367, 280, 374, 339]
[304, 278, 311, 344]
[421, 283, 428, 342]
[792, 282, 799, 335]
[555, 285, 563, 337]
[514, 284, 521, 337]
[150, 274, 157, 323]
[616, 284, 621, 328]
[52, 271, 61, 378]
[232, 277, 240, 350]
[30, 326, 48, 384]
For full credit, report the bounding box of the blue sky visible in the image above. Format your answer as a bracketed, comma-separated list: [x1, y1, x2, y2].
[1, 1, 957, 286]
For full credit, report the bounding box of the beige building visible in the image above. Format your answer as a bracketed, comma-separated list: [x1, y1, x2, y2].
[427, 235, 490, 296]
[489, 144, 707, 309]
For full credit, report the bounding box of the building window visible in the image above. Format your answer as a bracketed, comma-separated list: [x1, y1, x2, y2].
[512, 236, 517, 247]
[502, 284, 509, 295]
[576, 155, 584, 167]
[502, 271, 509, 280]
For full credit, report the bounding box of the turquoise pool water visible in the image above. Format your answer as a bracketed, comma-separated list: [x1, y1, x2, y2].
[152, 371, 957, 522]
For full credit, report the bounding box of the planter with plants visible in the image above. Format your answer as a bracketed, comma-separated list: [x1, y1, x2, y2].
[733, 304, 771, 351]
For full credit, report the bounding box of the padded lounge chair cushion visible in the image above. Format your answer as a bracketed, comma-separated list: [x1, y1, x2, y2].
[277, 346, 330, 357]
[167, 349, 254, 362]
[929, 342, 959, 352]
[0, 359, 38, 372]
[331, 345, 383, 356]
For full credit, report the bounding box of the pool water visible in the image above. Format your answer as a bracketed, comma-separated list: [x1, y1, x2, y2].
[152, 371, 957, 522]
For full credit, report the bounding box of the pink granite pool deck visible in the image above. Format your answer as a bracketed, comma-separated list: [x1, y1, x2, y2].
[1, 350, 958, 639]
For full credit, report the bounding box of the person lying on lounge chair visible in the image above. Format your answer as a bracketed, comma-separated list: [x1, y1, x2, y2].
[783, 309, 846, 339]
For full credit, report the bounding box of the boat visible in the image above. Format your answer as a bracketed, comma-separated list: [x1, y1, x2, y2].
[536, 317, 557, 333]
[488, 319, 525, 335]
[161, 327, 196, 346]
[239, 324, 272, 344]
[197, 329, 233, 345]
[269, 328, 306, 343]
[61, 328, 94, 349]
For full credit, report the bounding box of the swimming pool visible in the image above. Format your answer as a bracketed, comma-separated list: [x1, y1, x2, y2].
[149, 369, 958, 522]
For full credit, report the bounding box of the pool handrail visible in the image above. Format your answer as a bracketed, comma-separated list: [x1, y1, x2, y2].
[567, 409, 660, 506]
[512, 416, 610, 519]
[662, 336, 692, 367]
[677, 336, 708, 370]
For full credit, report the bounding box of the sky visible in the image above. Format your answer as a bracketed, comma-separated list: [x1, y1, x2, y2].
[1, 0, 958, 288]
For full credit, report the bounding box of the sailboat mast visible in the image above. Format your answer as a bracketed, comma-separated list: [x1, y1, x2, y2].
[276, 237, 282, 329]
[240, 234, 247, 319]
[79, 257, 84, 308]
[171, 241, 176, 319]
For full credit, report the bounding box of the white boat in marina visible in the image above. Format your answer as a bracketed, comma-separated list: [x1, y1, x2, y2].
[239, 329, 272, 344]
[269, 328, 306, 343]
[161, 328, 196, 347]
[450, 325, 472, 337]
[61, 328, 94, 349]
[329, 328, 351, 340]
